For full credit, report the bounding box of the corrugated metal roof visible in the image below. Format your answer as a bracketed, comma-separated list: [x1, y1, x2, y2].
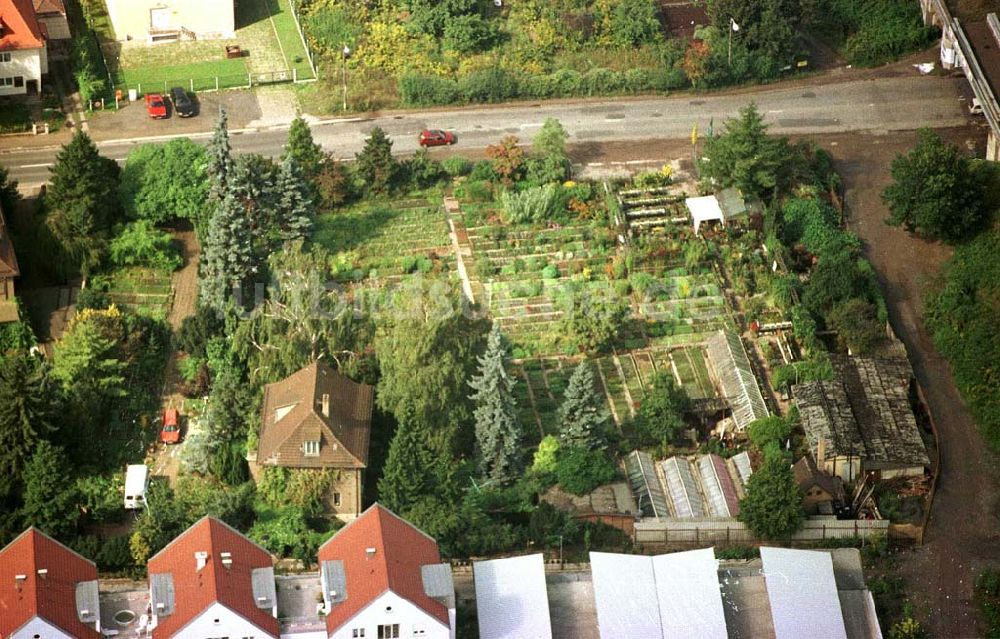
[149, 573, 175, 617]
[591, 552, 662, 638]
[421, 563, 455, 606]
[660, 457, 704, 518]
[698, 455, 740, 517]
[652, 548, 727, 639]
[626, 450, 670, 518]
[760, 547, 847, 639]
[474, 554, 551, 639]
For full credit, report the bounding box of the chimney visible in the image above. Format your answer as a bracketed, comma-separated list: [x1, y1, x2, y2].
[365, 547, 377, 559]
[221, 552, 233, 569]
[36, 569, 47, 579]
[14, 574, 26, 590]
[321, 393, 330, 418]
[817, 438, 827, 464]
[195, 551, 208, 571]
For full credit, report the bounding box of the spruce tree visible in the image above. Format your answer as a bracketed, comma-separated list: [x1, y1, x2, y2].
[355, 127, 397, 195]
[0, 355, 55, 489]
[207, 108, 233, 204]
[378, 418, 439, 513]
[45, 130, 120, 276]
[199, 193, 255, 313]
[21, 441, 79, 538]
[468, 323, 523, 485]
[557, 361, 610, 449]
[283, 115, 324, 182]
[276, 155, 315, 241]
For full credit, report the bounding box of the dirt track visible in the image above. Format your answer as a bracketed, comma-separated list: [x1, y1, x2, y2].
[823, 127, 1000, 638]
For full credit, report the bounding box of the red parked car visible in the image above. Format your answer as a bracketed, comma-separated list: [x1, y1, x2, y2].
[160, 408, 181, 444]
[418, 129, 456, 147]
[145, 93, 167, 119]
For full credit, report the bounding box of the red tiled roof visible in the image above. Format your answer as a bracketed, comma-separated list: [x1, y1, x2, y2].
[318, 504, 450, 633]
[258, 360, 373, 469]
[0, 528, 101, 638]
[0, 0, 45, 50]
[147, 517, 280, 639]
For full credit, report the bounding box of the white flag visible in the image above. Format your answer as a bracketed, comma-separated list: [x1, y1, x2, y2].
[731, 18, 741, 32]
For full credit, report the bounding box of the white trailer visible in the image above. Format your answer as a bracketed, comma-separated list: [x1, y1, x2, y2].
[124, 464, 149, 510]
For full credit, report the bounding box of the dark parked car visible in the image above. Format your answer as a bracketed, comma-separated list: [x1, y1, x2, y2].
[170, 87, 196, 117]
[418, 129, 456, 147]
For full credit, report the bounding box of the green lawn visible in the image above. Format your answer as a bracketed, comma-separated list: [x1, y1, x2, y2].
[103, 0, 313, 92]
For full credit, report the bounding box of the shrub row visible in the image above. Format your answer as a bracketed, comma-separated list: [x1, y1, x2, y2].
[400, 66, 688, 107]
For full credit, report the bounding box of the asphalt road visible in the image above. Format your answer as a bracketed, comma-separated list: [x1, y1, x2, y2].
[0, 74, 968, 186]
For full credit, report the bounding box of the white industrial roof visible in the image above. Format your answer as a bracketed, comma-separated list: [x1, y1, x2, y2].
[474, 554, 552, 639]
[761, 547, 848, 639]
[590, 552, 662, 638]
[591, 549, 727, 639]
[652, 548, 728, 639]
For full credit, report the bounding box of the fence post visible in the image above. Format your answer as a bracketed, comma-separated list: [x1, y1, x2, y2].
[854, 520, 858, 538]
[248, 73, 252, 88]
[823, 524, 827, 540]
[215, 77, 219, 92]
[138, 82, 142, 96]
[190, 78, 194, 92]
[293, 68, 297, 83]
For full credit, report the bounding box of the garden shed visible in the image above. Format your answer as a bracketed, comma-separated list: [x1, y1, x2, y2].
[686, 188, 748, 234]
[706, 330, 770, 432]
[794, 356, 930, 483]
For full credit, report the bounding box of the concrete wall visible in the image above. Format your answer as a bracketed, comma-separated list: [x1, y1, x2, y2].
[918, 0, 958, 68]
[0, 47, 46, 96]
[104, 0, 235, 42]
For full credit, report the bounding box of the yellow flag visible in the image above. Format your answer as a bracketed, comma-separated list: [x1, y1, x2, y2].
[691, 123, 698, 146]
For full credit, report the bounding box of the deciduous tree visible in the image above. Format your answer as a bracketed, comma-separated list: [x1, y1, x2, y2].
[738, 452, 804, 539]
[468, 324, 523, 485]
[118, 139, 210, 227]
[882, 129, 991, 242]
[632, 371, 690, 445]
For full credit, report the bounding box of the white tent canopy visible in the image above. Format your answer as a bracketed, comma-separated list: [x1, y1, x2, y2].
[474, 554, 552, 639]
[686, 195, 724, 235]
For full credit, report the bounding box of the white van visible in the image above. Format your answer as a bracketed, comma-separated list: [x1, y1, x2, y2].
[124, 464, 150, 510]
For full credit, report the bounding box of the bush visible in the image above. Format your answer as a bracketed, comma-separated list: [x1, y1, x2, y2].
[541, 264, 560, 279]
[109, 220, 182, 271]
[458, 67, 519, 103]
[399, 73, 460, 107]
[403, 149, 445, 188]
[442, 156, 473, 177]
[500, 184, 562, 224]
[747, 416, 792, 452]
[532, 435, 560, 475]
[555, 447, 618, 496]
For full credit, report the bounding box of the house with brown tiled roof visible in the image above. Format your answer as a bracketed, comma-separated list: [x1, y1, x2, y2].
[32, 0, 67, 40]
[256, 360, 374, 520]
[793, 455, 846, 516]
[147, 516, 280, 639]
[0, 202, 19, 324]
[0, 0, 48, 95]
[0, 528, 101, 638]
[318, 504, 455, 639]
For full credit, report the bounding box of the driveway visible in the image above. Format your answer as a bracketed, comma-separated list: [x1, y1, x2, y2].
[823, 126, 1000, 638]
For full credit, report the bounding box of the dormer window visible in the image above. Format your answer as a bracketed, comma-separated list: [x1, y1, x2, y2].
[303, 440, 320, 457]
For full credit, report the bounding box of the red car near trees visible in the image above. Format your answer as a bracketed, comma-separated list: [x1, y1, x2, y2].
[418, 129, 456, 147]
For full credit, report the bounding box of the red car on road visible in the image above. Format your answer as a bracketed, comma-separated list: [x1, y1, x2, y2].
[418, 129, 456, 147]
[145, 93, 167, 119]
[160, 408, 181, 444]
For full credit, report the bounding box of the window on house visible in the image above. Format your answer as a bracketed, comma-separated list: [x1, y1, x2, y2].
[13, 76, 22, 87]
[0, 77, 13, 87]
[378, 625, 400, 639]
[413, 627, 427, 636]
[303, 440, 320, 456]
[0, 53, 11, 62]
[352, 630, 366, 638]
[333, 492, 342, 507]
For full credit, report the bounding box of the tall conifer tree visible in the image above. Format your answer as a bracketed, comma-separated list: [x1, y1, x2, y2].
[468, 323, 523, 485]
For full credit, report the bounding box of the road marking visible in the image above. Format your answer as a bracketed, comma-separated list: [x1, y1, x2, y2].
[17, 162, 53, 168]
